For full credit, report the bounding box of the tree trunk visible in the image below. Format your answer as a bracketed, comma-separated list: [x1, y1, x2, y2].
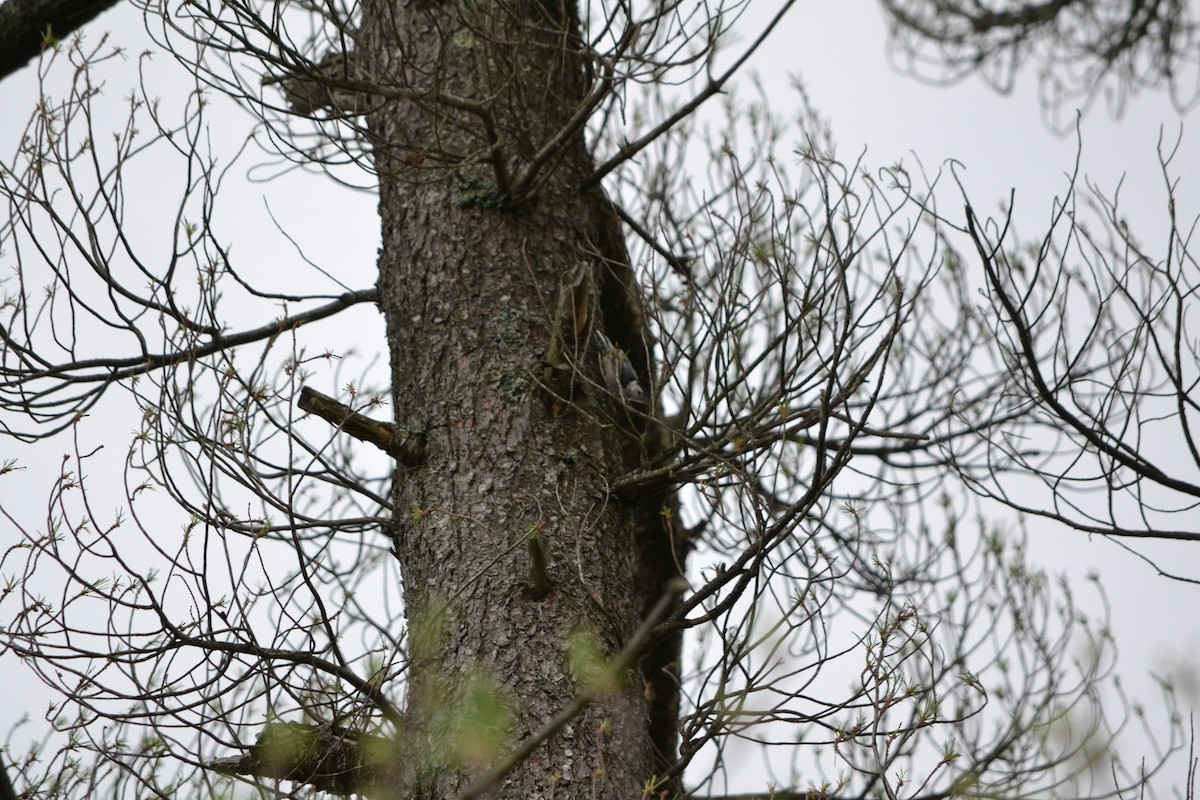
[360, 0, 676, 795]
[0, 0, 121, 80]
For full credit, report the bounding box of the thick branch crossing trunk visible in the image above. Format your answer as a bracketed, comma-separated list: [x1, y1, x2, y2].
[0, 0, 120, 80]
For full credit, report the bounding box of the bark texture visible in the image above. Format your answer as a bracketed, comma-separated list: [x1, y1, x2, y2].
[0, 0, 120, 80]
[359, 0, 680, 795]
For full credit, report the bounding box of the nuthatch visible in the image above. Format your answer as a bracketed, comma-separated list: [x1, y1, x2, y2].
[594, 331, 647, 408]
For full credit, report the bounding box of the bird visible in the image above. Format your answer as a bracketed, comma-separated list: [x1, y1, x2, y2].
[594, 331, 646, 408]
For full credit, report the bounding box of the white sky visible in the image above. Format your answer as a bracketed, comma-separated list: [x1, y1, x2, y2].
[1, 0, 1198, 792]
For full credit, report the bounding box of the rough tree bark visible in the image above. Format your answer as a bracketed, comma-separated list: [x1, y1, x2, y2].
[0, 0, 121, 79]
[354, 0, 684, 795]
